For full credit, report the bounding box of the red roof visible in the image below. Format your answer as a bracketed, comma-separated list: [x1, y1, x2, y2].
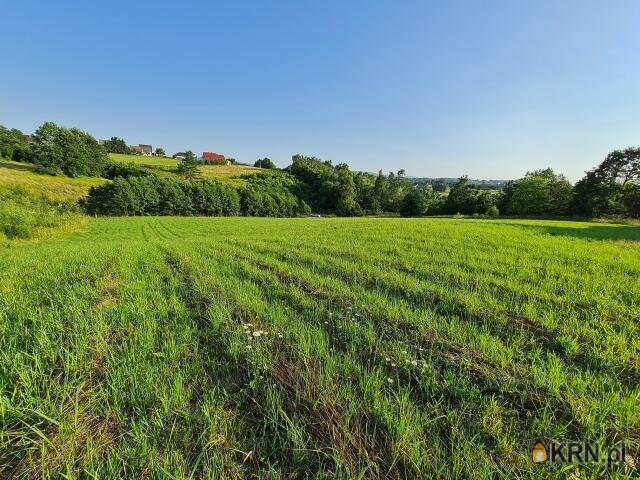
[203, 151, 225, 161]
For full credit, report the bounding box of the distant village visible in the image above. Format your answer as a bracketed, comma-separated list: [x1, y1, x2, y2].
[96, 139, 231, 165]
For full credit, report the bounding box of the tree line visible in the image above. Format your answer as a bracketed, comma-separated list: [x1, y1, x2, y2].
[1, 121, 638, 218]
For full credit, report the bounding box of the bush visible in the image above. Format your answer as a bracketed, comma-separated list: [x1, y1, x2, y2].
[254, 158, 276, 169]
[31, 122, 107, 177]
[486, 205, 499, 217]
[84, 176, 240, 217]
[0, 125, 32, 162]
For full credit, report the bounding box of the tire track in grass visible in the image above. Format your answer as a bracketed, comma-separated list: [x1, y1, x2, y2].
[177, 244, 420, 479]
[238, 238, 640, 390]
[162, 248, 254, 479]
[222, 242, 584, 431]
[264, 233, 640, 331]
[1, 245, 127, 478]
[213, 244, 582, 477]
[233, 240, 639, 440]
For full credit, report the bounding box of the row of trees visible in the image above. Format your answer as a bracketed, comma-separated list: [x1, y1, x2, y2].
[284, 151, 640, 218]
[1, 121, 638, 218]
[84, 174, 310, 217]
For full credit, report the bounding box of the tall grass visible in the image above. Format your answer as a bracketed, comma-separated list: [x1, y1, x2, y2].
[1, 216, 638, 478]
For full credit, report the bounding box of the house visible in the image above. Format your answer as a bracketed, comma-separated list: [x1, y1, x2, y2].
[202, 151, 229, 165]
[172, 152, 186, 160]
[130, 144, 153, 155]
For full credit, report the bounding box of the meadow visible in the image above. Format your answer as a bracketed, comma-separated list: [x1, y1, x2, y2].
[1, 216, 639, 479]
[0, 159, 105, 203]
[109, 154, 263, 185]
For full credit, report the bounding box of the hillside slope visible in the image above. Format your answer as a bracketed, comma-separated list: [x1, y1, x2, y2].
[109, 153, 264, 185]
[0, 159, 106, 202]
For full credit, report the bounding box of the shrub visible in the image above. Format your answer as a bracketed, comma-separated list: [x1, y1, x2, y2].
[486, 205, 499, 217]
[254, 158, 276, 169]
[0, 125, 33, 162]
[30, 122, 107, 177]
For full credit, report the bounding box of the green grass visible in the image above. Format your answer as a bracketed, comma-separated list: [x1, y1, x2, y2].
[108, 153, 263, 185]
[1, 217, 639, 478]
[0, 159, 106, 203]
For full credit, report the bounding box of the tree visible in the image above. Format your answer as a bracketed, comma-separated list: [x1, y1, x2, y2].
[31, 122, 107, 177]
[572, 148, 640, 217]
[0, 125, 32, 161]
[155, 147, 166, 157]
[175, 150, 200, 179]
[400, 187, 440, 216]
[103, 137, 130, 154]
[444, 176, 476, 214]
[500, 168, 572, 216]
[254, 158, 276, 169]
[622, 183, 640, 218]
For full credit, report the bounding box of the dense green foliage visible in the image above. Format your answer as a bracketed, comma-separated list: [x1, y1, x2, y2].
[239, 171, 311, 217]
[287, 155, 413, 216]
[400, 186, 442, 216]
[254, 157, 276, 169]
[102, 136, 131, 154]
[155, 147, 166, 156]
[572, 148, 640, 218]
[84, 176, 240, 216]
[443, 176, 498, 215]
[29, 122, 108, 177]
[0, 125, 32, 162]
[1, 216, 638, 478]
[500, 169, 573, 216]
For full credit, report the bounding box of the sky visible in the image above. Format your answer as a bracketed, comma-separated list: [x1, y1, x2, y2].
[1, 0, 638, 180]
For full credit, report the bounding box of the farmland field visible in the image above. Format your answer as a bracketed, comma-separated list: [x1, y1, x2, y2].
[1, 216, 639, 478]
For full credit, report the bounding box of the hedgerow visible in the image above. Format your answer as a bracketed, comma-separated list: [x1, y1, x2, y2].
[84, 176, 241, 216]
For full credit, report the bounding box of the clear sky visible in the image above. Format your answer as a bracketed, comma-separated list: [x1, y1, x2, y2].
[1, 1, 638, 180]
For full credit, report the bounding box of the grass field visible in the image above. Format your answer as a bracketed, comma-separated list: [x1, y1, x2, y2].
[109, 153, 263, 185]
[1, 216, 639, 478]
[0, 159, 106, 203]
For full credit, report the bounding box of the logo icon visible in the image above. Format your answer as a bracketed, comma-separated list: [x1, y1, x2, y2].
[532, 441, 548, 463]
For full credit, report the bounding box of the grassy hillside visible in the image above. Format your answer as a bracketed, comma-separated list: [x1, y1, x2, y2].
[109, 153, 263, 185]
[1, 216, 639, 478]
[0, 159, 105, 203]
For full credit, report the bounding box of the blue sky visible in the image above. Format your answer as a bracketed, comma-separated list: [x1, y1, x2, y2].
[1, 1, 638, 180]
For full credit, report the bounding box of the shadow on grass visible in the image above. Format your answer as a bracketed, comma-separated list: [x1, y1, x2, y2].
[521, 223, 640, 242]
[0, 161, 37, 173]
